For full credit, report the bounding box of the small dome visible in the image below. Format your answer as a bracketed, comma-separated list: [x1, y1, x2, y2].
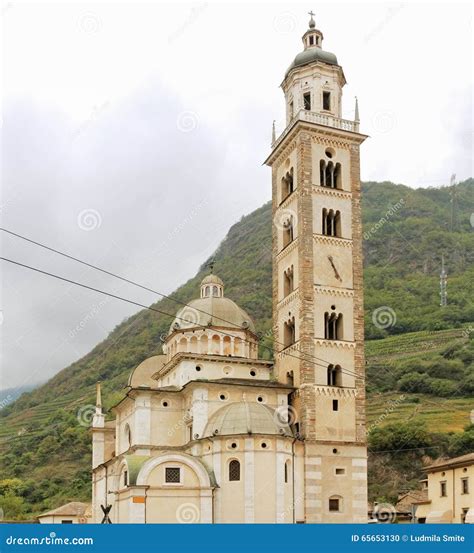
[201, 274, 223, 287]
[203, 402, 293, 437]
[169, 273, 256, 335]
[286, 47, 338, 78]
[169, 297, 256, 334]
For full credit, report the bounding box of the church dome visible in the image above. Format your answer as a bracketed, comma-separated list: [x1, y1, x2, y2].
[200, 274, 223, 287]
[168, 274, 256, 334]
[203, 402, 292, 437]
[286, 48, 338, 78]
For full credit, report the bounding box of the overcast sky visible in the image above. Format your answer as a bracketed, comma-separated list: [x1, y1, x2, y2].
[1, 1, 472, 392]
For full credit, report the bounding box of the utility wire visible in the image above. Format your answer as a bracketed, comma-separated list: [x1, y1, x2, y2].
[1, 227, 364, 380]
[1, 256, 364, 382]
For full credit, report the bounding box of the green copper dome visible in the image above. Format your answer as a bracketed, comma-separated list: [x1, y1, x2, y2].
[286, 48, 338, 78]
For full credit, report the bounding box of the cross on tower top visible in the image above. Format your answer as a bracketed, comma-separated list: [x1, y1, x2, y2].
[308, 10, 316, 28]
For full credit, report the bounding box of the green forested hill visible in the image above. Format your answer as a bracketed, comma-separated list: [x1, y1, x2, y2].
[1, 179, 473, 518]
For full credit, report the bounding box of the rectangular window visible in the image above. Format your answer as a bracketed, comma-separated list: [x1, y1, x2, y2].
[440, 481, 447, 497]
[309, 36, 314, 45]
[165, 467, 181, 483]
[332, 399, 339, 411]
[461, 478, 469, 494]
[289, 101, 294, 118]
[335, 468, 345, 475]
[124, 470, 128, 486]
[323, 91, 331, 111]
[462, 508, 469, 524]
[303, 93, 311, 111]
[329, 498, 340, 512]
[61, 520, 73, 524]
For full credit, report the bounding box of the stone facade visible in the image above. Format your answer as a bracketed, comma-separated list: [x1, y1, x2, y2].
[90, 14, 368, 524]
[265, 14, 368, 523]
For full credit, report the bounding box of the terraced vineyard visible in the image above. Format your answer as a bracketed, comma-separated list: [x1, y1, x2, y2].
[365, 327, 470, 362]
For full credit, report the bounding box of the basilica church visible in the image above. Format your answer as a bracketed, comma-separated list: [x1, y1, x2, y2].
[91, 14, 368, 524]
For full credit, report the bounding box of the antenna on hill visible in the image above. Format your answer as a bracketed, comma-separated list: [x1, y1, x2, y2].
[440, 255, 447, 307]
[449, 174, 458, 231]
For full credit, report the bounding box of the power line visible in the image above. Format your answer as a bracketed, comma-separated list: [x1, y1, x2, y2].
[1, 227, 364, 379]
[0, 256, 364, 382]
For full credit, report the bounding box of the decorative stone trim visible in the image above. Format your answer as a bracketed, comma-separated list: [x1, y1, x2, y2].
[313, 386, 358, 398]
[314, 286, 354, 298]
[312, 185, 352, 200]
[276, 237, 299, 263]
[277, 190, 299, 211]
[314, 339, 356, 350]
[277, 289, 300, 309]
[313, 234, 352, 248]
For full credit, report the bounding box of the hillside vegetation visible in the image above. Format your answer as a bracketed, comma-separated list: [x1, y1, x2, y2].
[0, 179, 473, 518]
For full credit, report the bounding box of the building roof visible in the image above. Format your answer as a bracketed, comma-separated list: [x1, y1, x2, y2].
[396, 490, 429, 513]
[425, 452, 474, 472]
[37, 502, 91, 519]
[169, 296, 256, 334]
[203, 401, 293, 438]
[285, 47, 339, 78]
[128, 355, 166, 388]
[200, 274, 224, 286]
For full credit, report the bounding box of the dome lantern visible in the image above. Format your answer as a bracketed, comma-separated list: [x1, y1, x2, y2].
[302, 10, 324, 51]
[200, 273, 224, 298]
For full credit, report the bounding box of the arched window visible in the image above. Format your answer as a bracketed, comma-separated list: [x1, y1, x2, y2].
[283, 317, 296, 348]
[320, 160, 341, 189]
[189, 336, 198, 353]
[205, 286, 210, 297]
[283, 265, 294, 297]
[324, 312, 343, 340]
[320, 160, 326, 186]
[322, 209, 341, 237]
[229, 460, 240, 481]
[212, 285, 218, 297]
[211, 335, 220, 355]
[282, 215, 295, 248]
[124, 423, 131, 449]
[199, 334, 208, 354]
[327, 364, 342, 386]
[334, 163, 341, 189]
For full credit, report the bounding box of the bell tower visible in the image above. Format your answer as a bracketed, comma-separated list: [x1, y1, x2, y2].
[265, 13, 368, 523]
